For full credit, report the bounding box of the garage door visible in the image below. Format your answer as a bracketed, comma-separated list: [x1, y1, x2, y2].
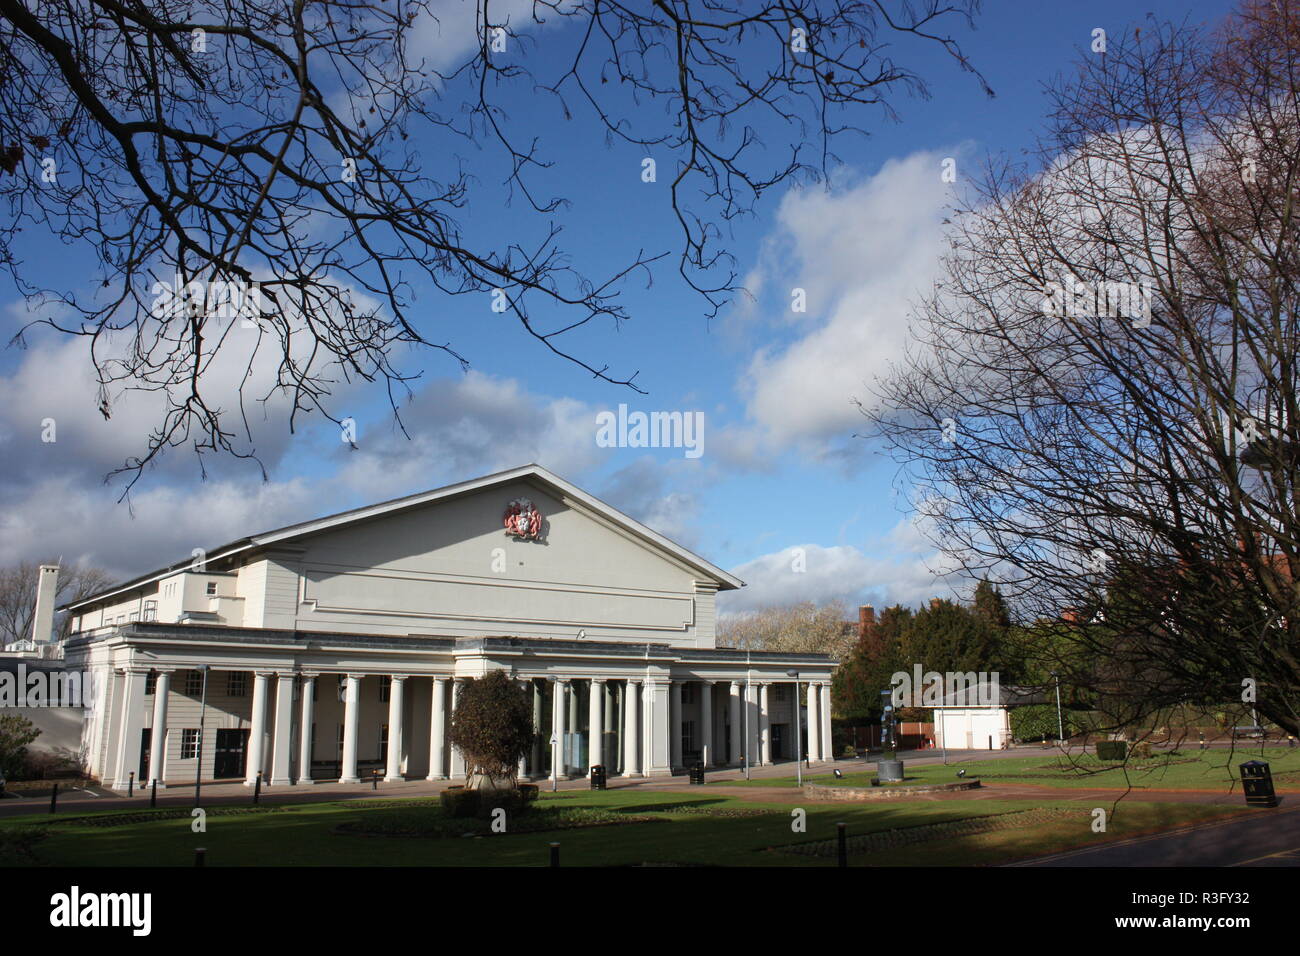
[968, 711, 1002, 750]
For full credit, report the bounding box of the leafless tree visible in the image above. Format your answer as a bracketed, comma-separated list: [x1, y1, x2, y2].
[868, 2, 1300, 737]
[0, 0, 988, 491]
[0, 560, 112, 644]
[718, 598, 854, 660]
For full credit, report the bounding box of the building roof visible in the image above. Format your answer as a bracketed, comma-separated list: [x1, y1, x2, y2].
[64, 464, 745, 612]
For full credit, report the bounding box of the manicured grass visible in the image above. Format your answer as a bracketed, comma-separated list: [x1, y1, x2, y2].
[0, 786, 1244, 867]
[719, 747, 1300, 792]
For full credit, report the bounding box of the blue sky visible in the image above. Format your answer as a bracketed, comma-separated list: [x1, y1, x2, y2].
[0, 0, 1236, 614]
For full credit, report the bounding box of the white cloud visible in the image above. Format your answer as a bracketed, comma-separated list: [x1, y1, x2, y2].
[735, 150, 960, 453]
[717, 516, 967, 615]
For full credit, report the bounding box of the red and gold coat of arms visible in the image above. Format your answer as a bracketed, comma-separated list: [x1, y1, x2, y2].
[503, 497, 543, 539]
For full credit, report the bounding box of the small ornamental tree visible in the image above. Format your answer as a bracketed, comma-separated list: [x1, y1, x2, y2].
[446, 671, 533, 791]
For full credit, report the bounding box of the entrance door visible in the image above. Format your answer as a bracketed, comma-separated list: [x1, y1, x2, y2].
[213, 728, 249, 778]
[139, 728, 152, 782]
[770, 724, 786, 760]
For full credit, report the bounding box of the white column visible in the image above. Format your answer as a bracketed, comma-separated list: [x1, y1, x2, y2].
[745, 681, 759, 769]
[698, 681, 713, 768]
[646, 679, 671, 776]
[603, 680, 616, 772]
[339, 673, 362, 783]
[384, 675, 406, 781]
[148, 670, 171, 787]
[807, 683, 822, 765]
[759, 682, 772, 765]
[245, 671, 270, 786]
[622, 679, 641, 777]
[551, 677, 569, 782]
[270, 672, 294, 786]
[427, 677, 448, 780]
[588, 678, 604, 773]
[821, 681, 834, 761]
[728, 681, 742, 766]
[530, 680, 543, 775]
[297, 673, 316, 784]
[112, 668, 148, 791]
[449, 678, 466, 778]
[670, 680, 683, 770]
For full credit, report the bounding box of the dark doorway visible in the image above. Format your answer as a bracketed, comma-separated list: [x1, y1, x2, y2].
[771, 724, 786, 760]
[139, 728, 151, 781]
[214, 728, 249, 778]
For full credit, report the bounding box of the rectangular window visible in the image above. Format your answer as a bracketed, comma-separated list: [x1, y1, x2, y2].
[227, 672, 248, 697]
[206, 581, 218, 596]
[116, 615, 125, 624]
[379, 675, 391, 703]
[379, 724, 389, 759]
[184, 670, 204, 695]
[128, 610, 140, 622]
[682, 719, 696, 753]
[682, 682, 696, 705]
[181, 728, 200, 759]
[145, 672, 157, 696]
[142, 600, 157, 622]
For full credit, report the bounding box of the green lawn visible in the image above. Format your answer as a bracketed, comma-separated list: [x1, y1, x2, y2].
[718, 747, 1300, 792]
[0, 786, 1245, 867]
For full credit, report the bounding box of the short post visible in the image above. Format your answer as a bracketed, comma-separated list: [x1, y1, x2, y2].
[549, 842, 560, 867]
[195, 848, 206, 867]
[1199, 732, 1206, 750]
[837, 822, 848, 868]
[48, 782, 58, 814]
[150, 779, 157, 808]
[373, 771, 379, 791]
[253, 770, 262, 805]
[128, 771, 134, 797]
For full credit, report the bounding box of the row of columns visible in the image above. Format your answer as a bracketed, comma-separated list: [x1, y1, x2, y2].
[110, 666, 835, 790]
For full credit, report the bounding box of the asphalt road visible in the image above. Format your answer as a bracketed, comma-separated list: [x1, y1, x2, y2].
[1017, 802, 1300, 866]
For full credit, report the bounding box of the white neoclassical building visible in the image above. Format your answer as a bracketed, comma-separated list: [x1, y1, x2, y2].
[61, 464, 837, 790]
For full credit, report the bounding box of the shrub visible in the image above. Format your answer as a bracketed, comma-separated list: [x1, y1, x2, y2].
[1096, 740, 1128, 760]
[0, 715, 41, 779]
[1010, 704, 1061, 741]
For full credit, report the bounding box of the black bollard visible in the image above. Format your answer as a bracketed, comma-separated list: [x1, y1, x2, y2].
[195, 848, 206, 867]
[549, 842, 560, 867]
[128, 771, 134, 797]
[253, 770, 262, 804]
[48, 782, 58, 814]
[373, 771, 378, 791]
[837, 822, 848, 868]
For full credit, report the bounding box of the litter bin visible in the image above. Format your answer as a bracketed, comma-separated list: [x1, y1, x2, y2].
[877, 759, 904, 782]
[1240, 760, 1278, 808]
[590, 765, 607, 790]
[689, 762, 705, 785]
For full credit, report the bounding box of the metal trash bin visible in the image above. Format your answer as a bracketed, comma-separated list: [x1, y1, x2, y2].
[689, 762, 705, 785]
[589, 765, 607, 790]
[877, 759, 905, 782]
[1240, 760, 1278, 808]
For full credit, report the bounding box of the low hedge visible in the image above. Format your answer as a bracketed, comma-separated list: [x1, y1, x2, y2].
[1096, 740, 1128, 760]
[439, 784, 539, 819]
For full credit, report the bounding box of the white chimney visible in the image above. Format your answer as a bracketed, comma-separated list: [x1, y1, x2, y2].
[30, 564, 60, 644]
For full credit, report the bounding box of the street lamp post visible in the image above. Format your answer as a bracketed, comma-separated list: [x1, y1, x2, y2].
[787, 669, 802, 787]
[1052, 672, 1064, 746]
[193, 664, 209, 806]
